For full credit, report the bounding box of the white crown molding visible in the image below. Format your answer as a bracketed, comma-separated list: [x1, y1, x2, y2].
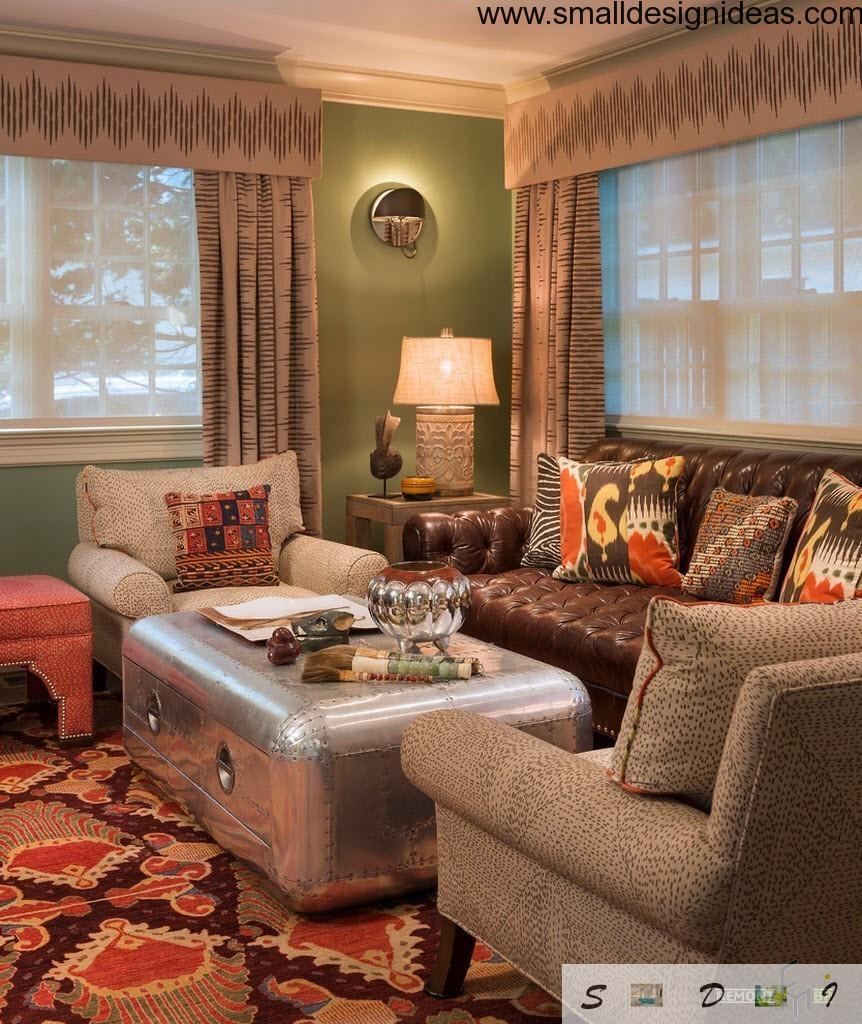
[0, 25, 504, 118]
[505, 0, 781, 103]
[0, 424, 203, 466]
[506, 26, 691, 103]
[276, 59, 504, 119]
[0, 24, 284, 82]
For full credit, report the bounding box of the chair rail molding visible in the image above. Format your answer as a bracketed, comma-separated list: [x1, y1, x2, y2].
[0, 424, 204, 467]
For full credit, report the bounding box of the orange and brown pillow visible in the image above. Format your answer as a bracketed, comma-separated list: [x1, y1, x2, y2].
[682, 488, 798, 604]
[779, 469, 862, 604]
[553, 456, 685, 587]
[165, 485, 279, 593]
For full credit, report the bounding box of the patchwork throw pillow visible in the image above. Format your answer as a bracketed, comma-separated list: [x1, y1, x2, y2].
[553, 456, 685, 587]
[682, 488, 798, 604]
[608, 596, 862, 809]
[166, 485, 279, 593]
[779, 469, 862, 604]
[521, 453, 562, 569]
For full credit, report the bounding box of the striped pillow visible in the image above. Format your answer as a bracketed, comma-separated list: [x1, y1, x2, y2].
[521, 453, 562, 569]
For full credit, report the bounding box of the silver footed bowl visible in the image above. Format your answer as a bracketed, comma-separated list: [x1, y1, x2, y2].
[366, 560, 471, 653]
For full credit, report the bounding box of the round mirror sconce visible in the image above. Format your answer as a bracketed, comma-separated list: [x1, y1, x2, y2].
[370, 187, 425, 258]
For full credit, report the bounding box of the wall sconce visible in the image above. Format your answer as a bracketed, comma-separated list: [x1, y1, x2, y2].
[370, 187, 425, 258]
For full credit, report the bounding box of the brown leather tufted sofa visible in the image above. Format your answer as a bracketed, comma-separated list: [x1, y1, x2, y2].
[403, 437, 862, 738]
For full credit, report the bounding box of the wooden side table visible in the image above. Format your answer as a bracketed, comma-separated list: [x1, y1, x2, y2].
[346, 492, 510, 564]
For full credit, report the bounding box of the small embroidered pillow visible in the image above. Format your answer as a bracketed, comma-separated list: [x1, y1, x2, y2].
[553, 456, 685, 587]
[682, 488, 798, 604]
[165, 485, 279, 593]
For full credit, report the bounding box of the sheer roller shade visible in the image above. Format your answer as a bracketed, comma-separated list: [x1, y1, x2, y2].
[602, 116, 862, 443]
[0, 156, 200, 426]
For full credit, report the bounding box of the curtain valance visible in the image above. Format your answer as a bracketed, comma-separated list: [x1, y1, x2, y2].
[0, 54, 321, 177]
[505, 11, 862, 188]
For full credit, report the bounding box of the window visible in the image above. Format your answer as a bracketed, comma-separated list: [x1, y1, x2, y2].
[602, 117, 862, 443]
[0, 157, 200, 428]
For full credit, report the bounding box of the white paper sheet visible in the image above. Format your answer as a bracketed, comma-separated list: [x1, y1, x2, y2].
[211, 594, 374, 629]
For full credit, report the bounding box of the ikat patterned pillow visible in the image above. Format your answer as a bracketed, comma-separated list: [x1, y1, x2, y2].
[682, 488, 798, 604]
[165, 485, 279, 593]
[779, 469, 862, 604]
[553, 456, 685, 587]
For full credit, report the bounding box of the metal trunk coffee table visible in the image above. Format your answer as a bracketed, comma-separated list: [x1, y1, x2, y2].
[122, 611, 592, 912]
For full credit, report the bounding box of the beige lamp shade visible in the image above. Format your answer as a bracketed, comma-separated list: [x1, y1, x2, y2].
[393, 329, 500, 407]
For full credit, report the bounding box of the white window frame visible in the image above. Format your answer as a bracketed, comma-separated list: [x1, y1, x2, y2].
[0, 156, 202, 465]
[603, 120, 862, 452]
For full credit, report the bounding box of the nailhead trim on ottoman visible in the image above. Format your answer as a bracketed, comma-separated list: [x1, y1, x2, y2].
[0, 575, 93, 743]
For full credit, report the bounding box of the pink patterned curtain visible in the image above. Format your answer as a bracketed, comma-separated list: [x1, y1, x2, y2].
[195, 171, 322, 535]
[510, 173, 605, 506]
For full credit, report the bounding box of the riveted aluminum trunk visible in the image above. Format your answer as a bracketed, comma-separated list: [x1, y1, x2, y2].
[122, 611, 591, 912]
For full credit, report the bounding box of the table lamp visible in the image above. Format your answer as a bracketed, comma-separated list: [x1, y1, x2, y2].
[393, 327, 499, 496]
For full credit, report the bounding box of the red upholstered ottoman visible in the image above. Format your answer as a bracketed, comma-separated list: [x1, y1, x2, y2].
[0, 575, 93, 744]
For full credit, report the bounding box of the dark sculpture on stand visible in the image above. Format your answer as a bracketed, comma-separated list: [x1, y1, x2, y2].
[370, 410, 403, 498]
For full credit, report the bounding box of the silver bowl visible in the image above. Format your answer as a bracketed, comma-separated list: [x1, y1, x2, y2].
[366, 560, 471, 653]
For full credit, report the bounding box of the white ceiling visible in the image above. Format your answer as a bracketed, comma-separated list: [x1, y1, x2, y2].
[0, 0, 705, 86]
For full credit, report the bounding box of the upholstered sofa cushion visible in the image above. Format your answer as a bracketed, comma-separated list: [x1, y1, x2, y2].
[609, 597, 862, 809]
[80, 453, 304, 579]
[462, 568, 699, 736]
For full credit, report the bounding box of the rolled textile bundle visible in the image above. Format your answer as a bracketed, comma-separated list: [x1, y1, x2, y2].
[301, 645, 483, 684]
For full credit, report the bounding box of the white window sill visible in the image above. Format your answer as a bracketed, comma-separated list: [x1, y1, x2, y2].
[607, 418, 862, 454]
[0, 423, 204, 466]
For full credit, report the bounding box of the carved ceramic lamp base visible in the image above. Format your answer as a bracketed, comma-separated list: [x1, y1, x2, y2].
[415, 405, 474, 497]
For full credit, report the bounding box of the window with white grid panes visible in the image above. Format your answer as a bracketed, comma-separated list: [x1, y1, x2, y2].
[0, 157, 200, 426]
[602, 117, 862, 442]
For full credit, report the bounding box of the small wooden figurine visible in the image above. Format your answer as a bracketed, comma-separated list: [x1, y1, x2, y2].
[370, 410, 403, 497]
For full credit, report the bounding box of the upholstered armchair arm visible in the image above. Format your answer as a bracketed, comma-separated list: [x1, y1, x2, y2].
[402, 507, 532, 575]
[68, 542, 172, 619]
[279, 534, 388, 597]
[707, 653, 862, 961]
[402, 709, 728, 951]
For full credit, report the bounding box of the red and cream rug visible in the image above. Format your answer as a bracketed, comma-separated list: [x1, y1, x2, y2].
[0, 696, 561, 1024]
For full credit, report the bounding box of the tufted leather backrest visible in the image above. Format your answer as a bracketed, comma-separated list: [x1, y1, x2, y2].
[584, 438, 862, 574]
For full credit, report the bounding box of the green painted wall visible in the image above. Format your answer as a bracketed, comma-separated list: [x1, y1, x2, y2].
[0, 460, 201, 578]
[0, 102, 511, 578]
[314, 103, 512, 542]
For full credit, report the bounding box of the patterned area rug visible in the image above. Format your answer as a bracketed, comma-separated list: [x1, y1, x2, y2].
[0, 696, 561, 1024]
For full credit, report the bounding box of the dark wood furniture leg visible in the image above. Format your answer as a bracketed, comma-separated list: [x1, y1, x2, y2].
[92, 659, 108, 692]
[424, 916, 476, 999]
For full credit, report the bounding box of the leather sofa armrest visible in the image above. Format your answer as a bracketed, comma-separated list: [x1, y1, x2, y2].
[68, 542, 172, 619]
[279, 534, 388, 597]
[402, 709, 728, 953]
[402, 507, 533, 575]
